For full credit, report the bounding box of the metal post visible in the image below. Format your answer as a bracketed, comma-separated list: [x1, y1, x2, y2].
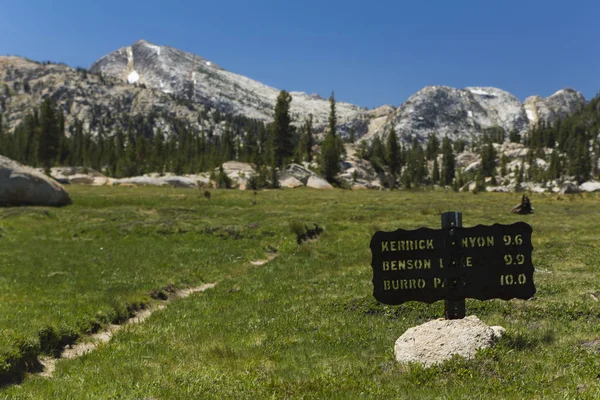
[441, 211, 466, 320]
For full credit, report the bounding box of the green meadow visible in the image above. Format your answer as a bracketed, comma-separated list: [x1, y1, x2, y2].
[1, 186, 600, 399]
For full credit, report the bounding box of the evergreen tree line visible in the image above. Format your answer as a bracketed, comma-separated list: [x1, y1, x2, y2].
[0, 98, 273, 177]
[357, 131, 456, 189]
[0, 90, 344, 184]
[521, 95, 600, 183]
[353, 92, 600, 189]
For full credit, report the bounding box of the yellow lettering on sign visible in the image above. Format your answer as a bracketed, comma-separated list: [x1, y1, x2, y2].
[382, 259, 432, 270]
[380, 240, 436, 252]
[383, 279, 427, 291]
[462, 236, 495, 248]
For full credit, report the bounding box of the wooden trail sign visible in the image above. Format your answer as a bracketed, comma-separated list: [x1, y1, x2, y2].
[370, 212, 535, 309]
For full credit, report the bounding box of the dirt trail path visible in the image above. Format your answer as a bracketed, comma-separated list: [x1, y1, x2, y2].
[35, 252, 280, 379]
[38, 283, 216, 378]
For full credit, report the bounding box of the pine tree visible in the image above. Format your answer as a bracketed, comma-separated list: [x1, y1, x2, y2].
[221, 123, 235, 162]
[480, 140, 497, 178]
[432, 158, 440, 184]
[441, 137, 455, 186]
[38, 98, 60, 170]
[547, 150, 561, 180]
[348, 127, 355, 143]
[319, 92, 342, 183]
[500, 154, 509, 177]
[509, 129, 521, 143]
[515, 164, 524, 192]
[574, 137, 591, 183]
[296, 114, 314, 162]
[385, 128, 401, 176]
[242, 124, 258, 163]
[152, 130, 165, 173]
[425, 133, 440, 160]
[0, 113, 5, 156]
[328, 91, 337, 136]
[320, 133, 340, 183]
[369, 136, 386, 173]
[272, 90, 294, 167]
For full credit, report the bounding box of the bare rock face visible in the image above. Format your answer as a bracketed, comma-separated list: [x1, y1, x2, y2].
[524, 89, 587, 126]
[361, 105, 396, 142]
[0, 156, 72, 207]
[580, 181, 600, 192]
[42, 167, 110, 186]
[278, 175, 304, 188]
[284, 163, 317, 185]
[306, 175, 334, 189]
[221, 161, 255, 180]
[90, 40, 367, 135]
[456, 151, 480, 169]
[394, 315, 505, 367]
[113, 175, 204, 188]
[0, 55, 207, 139]
[382, 86, 530, 143]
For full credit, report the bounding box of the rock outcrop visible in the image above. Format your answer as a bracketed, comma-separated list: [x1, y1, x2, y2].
[279, 164, 334, 189]
[112, 174, 210, 188]
[41, 167, 110, 186]
[524, 89, 587, 127]
[306, 175, 334, 189]
[381, 86, 530, 143]
[394, 316, 505, 367]
[0, 156, 72, 207]
[580, 181, 600, 192]
[219, 161, 255, 189]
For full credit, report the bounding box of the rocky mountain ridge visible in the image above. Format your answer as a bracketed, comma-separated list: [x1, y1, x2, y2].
[0, 56, 209, 137]
[90, 39, 368, 136]
[0, 39, 589, 146]
[368, 86, 586, 143]
[90, 39, 587, 142]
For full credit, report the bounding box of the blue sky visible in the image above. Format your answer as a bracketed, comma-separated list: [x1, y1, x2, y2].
[1, 0, 598, 109]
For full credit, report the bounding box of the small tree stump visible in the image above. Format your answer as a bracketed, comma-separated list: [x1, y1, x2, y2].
[511, 195, 533, 214]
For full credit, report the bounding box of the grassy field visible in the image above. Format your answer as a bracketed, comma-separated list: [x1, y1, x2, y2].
[1, 186, 600, 398]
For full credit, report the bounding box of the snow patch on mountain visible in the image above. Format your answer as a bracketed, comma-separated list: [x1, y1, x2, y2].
[468, 88, 495, 97]
[126, 47, 134, 71]
[127, 71, 140, 84]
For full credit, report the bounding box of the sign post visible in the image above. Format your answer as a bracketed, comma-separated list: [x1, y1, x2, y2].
[370, 212, 535, 319]
[442, 211, 465, 320]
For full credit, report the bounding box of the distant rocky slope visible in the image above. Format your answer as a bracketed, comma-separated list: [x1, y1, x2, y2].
[0, 56, 207, 136]
[0, 39, 588, 145]
[366, 86, 586, 143]
[524, 88, 587, 126]
[90, 40, 587, 142]
[90, 39, 368, 135]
